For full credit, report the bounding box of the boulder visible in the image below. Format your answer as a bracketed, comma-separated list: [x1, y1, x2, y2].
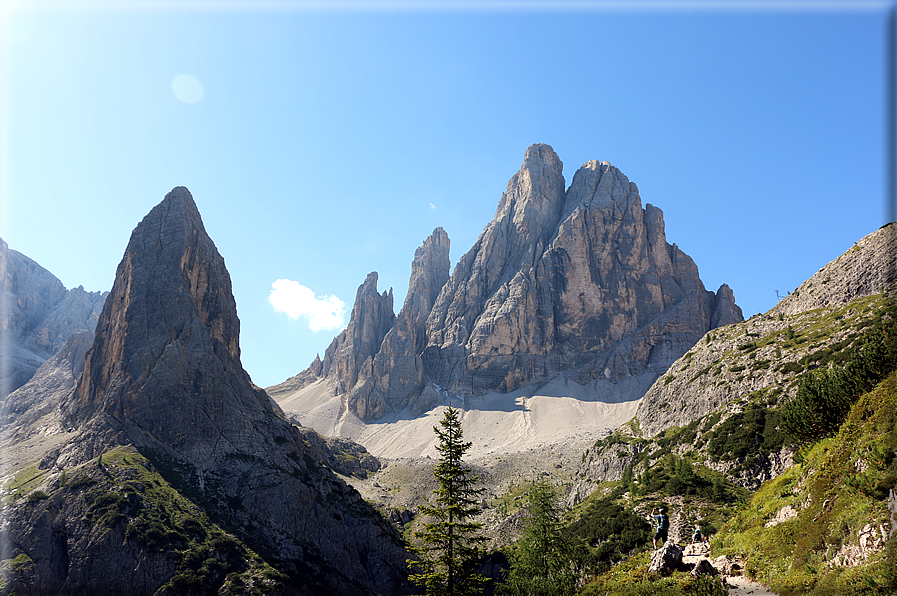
[648, 541, 683, 575]
[690, 558, 718, 578]
[712, 555, 742, 575]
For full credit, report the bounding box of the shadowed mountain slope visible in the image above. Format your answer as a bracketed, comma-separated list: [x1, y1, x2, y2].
[4, 187, 409, 595]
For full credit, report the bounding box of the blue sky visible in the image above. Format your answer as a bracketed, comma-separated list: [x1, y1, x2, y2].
[1, 0, 890, 388]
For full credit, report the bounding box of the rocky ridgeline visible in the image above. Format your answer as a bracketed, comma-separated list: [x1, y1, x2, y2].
[0, 237, 106, 398]
[774, 222, 897, 317]
[638, 221, 897, 439]
[2, 329, 94, 444]
[275, 144, 742, 422]
[570, 222, 897, 502]
[4, 188, 408, 595]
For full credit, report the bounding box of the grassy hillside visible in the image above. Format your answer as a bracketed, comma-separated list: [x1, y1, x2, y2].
[1, 446, 287, 594]
[561, 345, 897, 595]
[572, 291, 897, 507]
[553, 275, 897, 595]
[714, 372, 897, 595]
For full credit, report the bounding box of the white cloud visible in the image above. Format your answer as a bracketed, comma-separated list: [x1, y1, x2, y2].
[269, 279, 346, 332]
[429, 203, 436, 210]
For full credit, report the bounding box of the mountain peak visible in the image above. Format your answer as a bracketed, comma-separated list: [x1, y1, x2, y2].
[49, 187, 408, 592]
[277, 146, 742, 429]
[523, 142, 563, 168]
[66, 185, 251, 442]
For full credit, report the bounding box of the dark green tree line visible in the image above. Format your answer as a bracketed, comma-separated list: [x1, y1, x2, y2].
[781, 327, 897, 445]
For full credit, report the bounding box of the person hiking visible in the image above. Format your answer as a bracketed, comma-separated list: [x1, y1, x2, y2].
[691, 525, 704, 545]
[652, 507, 669, 549]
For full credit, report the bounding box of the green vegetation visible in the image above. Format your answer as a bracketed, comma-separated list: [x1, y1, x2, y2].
[558, 292, 897, 595]
[782, 325, 897, 445]
[577, 550, 726, 595]
[0, 553, 35, 591]
[408, 407, 489, 596]
[24, 447, 285, 594]
[706, 406, 786, 463]
[500, 482, 578, 596]
[4, 465, 49, 502]
[567, 489, 650, 575]
[634, 454, 745, 505]
[715, 372, 897, 595]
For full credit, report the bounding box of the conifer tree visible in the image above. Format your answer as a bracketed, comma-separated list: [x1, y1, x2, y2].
[499, 481, 578, 596]
[408, 407, 488, 596]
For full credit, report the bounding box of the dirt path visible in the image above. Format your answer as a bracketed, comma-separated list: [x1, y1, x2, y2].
[724, 574, 779, 595]
[682, 545, 779, 596]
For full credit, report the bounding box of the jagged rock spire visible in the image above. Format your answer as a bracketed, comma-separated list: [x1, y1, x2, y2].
[319, 227, 451, 420]
[423, 144, 742, 394]
[66, 186, 262, 445]
[52, 187, 407, 593]
[279, 144, 743, 419]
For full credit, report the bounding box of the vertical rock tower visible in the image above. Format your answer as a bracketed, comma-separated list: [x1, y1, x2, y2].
[51, 187, 406, 593]
[424, 145, 742, 393]
[282, 145, 742, 422]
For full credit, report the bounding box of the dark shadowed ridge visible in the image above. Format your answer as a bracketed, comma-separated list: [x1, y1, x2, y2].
[22, 186, 412, 595]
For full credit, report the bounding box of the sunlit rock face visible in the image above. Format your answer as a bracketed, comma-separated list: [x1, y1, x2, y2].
[341, 228, 451, 419]
[0, 237, 106, 398]
[282, 144, 742, 422]
[10, 187, 409, 595]
[423, 144, 741, 394]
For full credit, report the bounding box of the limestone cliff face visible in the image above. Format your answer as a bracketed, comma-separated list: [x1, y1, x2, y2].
[278, 145, 742, 422]
[321, 271, 396, 397]
[567, 223, 897, 503]
[13, 187, 409, 595]
[280, 228, 452, 420]
[2, 328, 93, 442]
[422, 145, 742, 394]
[0, 238, 106, 398]
[346, 228, 451, 418]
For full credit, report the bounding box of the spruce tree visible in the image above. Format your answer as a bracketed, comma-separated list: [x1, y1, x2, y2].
[408, 407, 488, 596]
[499, 481, 578, 596]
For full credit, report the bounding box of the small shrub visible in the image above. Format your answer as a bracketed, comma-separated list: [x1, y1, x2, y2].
[67, 475, 97, 491]
[778, 362, 803, 375]
[781, 328, 897, 445]
[26, 490, 49, 503]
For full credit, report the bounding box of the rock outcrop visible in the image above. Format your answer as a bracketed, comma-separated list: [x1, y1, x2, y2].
[281, 144, 742, 422]
[570, 221, 897, 505]
[0, 238, 106, 398]
[690, 558, 719, 578]
[8, 187, 408, 595]
[648, 541, 684, 575]
[321, 272, 396, 402]
[773, 222, 897, 317]
[423, 145, 741, 395]
[343, 228, 451, 419]
[636, 222, 897, 439]
[2, 328, 94, 442]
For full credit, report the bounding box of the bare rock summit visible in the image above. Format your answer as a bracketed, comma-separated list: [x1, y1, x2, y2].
[274, 144, 742, 425]
[12, 187, 407, 595]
